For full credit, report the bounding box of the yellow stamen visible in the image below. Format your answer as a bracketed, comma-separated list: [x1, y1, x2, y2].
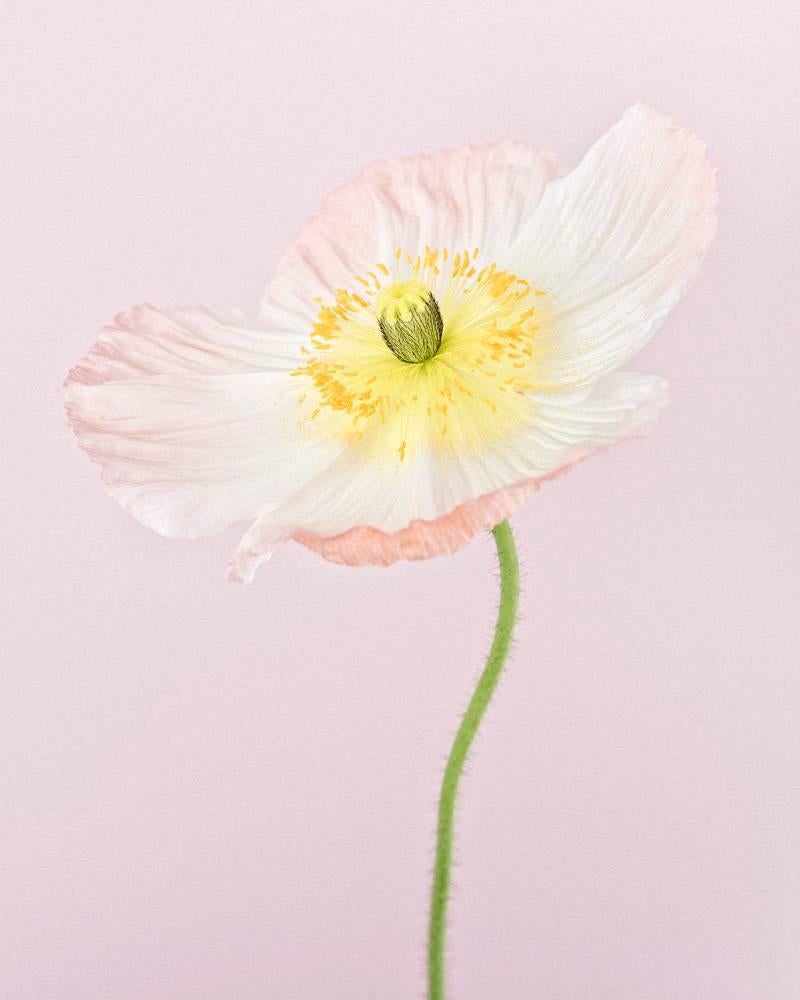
[291, 247, 546, 464]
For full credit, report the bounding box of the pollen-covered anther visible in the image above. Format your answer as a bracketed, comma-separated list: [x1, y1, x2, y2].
[376, 280, 443, 364]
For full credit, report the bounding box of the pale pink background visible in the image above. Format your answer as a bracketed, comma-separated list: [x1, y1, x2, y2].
[3, 1, 799, 997]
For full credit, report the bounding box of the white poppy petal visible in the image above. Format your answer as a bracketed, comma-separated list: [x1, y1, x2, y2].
[69, 303, 307, 384]
[66, 307, 339, 538]
[522, 370, 669, 465]
[511, 104, 717, 387]
[262, 142, 558, 323]
[228, 372, 668, 577]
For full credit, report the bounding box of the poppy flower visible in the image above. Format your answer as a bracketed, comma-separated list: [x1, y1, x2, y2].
[65, 105, 717, 1000]
[65, 104, 716, 584]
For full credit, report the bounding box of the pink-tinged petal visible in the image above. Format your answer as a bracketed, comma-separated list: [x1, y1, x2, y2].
[227, 372, 668, 577]
[293, 480, 539, 569]
[512, 104, 718, 386]
[261, 142, 558, 322]
[69, 303, 307, 384]
[65, 306, 339, 538]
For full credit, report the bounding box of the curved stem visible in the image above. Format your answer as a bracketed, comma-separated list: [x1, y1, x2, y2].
[427, 519, 520, 1000]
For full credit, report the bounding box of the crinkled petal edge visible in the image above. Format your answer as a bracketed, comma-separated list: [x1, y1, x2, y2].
[293, 478, 540, 567]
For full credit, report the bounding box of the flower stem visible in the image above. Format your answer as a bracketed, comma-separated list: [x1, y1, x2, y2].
[427, 519, 520, 1000]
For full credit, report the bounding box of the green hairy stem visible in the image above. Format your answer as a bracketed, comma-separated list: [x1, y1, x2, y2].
[427, 519, 521, 999]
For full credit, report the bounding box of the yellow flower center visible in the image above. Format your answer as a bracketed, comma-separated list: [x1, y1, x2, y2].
[291, 247, 547, 464]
